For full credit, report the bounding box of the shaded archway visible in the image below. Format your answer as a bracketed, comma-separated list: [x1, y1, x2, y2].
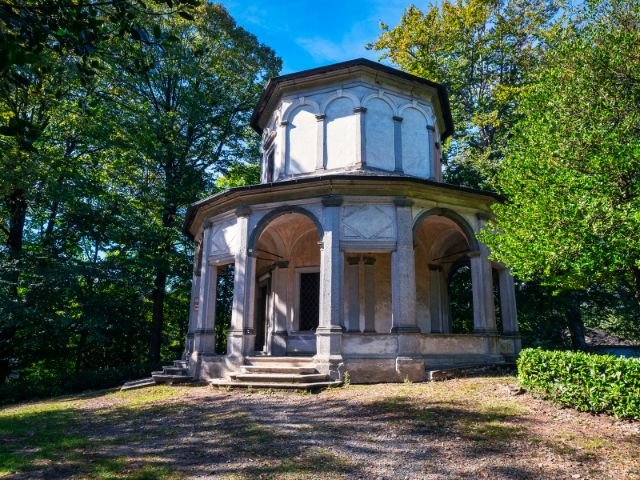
[252, 212, 322, 354]
[414, 212, 475, 334]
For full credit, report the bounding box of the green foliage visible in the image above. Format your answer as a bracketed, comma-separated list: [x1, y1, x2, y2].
[371, 0, 561, 188]
[0, 363, 150, 405]
[480, 0, 640, 301]
[517, 348, 640, 419]
[0, 1, 280, 390]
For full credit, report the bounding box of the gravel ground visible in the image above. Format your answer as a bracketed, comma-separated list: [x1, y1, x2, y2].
[2, 375, 639, 479]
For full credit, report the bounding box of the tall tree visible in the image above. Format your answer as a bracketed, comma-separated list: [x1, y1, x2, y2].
[99, 2, 280, 363]
[480, 0, 640, 305]
[370, 0, 560, 188]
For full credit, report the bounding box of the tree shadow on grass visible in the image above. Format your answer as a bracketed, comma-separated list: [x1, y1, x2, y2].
[1, 386, 634, 479]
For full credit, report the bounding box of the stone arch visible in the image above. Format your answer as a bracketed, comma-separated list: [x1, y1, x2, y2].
[324, 94, 358, 170]
[248, 206, 324, 253]
[282, 97, 320, 123]
[398, 102, 433, 126]
[320, 90, 360, 114]
[413, 208, 479, 250]
[363, 94, 396, 171]
[362, 92, 398, 116]
[285, 104, 318, 175]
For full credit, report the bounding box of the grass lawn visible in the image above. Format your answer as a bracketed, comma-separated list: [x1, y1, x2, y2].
[0, 376, 638, 479]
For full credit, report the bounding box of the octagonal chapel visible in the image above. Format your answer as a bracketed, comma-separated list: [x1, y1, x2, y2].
[181, 59, 520, 386]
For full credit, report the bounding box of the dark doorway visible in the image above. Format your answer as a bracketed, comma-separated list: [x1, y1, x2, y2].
[299, 272, 320, 331]
[254, 279, 271, 352]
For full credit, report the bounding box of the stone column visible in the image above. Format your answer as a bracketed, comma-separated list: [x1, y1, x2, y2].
[428, 264, 444, 333]
[270, 261, 289, 355]
[470, 215, 497, 336]
[498, 268, 518, 335]
[228, 206, 255, 359]
[315, 114, 326, 171]
[316, 196, 344, 376]
[363, 256, 376, 333]
[354, 107, 367, 167]
[440, 267, 451, 333]
[185, 272, 200, 357]
[194, 262, 217, 355]
[345, 256, 361, 332]
[391, 197, 418, 333]
[393, 116, 403, 173]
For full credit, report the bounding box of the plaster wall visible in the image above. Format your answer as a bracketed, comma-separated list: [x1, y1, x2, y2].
[261, 81, 439, 181]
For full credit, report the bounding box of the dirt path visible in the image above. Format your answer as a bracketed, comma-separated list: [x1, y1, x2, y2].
[1, 376, 638, 479]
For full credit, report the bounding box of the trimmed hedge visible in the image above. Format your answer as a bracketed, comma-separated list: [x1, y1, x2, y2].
[517, 348, 640, 420]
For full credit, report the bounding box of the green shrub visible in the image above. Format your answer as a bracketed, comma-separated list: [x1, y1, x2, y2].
[517, 348, 640, 420]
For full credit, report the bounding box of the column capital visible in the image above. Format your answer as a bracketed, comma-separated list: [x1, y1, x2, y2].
[467, 250, 481, 258]
[427, 124, 436, 132]
[394, 196, 414, 208]
[347, 256, 361, 265]
[322, 195, 343, 207]
[476, 212, 491, 222]
[235, 205, 252, 218]
[279, 120, 289, 127]
[393, 115, 403, 123]
[353, 106, 367, 114]
[315, 114, 326, 121]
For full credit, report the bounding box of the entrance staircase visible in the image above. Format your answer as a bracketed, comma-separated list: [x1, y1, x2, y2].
[120, 360, 192, 391]
[210, 356, 341, 391]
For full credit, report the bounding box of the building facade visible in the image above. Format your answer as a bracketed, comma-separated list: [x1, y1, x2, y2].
[181, 59, 520, 384]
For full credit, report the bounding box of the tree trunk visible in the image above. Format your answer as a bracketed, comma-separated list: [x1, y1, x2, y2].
[0, 188, 28, 384]
[632, 266, 640, 308]
[566, 298, 586, 350]
[149, 268, 167, 366]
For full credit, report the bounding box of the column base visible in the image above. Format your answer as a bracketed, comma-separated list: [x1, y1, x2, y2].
[270, 330, 288, 356]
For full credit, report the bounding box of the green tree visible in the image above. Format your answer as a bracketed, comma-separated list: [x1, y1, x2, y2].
[98, 1, 280, 364]
[370, 0, 561, 188]
[480, 0, 640, 306]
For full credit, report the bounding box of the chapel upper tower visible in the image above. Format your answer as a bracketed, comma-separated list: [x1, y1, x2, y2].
[250, 58, 454, 184]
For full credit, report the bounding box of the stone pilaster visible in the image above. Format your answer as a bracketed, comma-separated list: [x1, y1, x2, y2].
[345, 256, 361, 332]
[363, 256, 376, 333]
[315, 114, 326, 171]
[393, 116, 403, 173]
[354, 107, 367, 167]
[427, 125, 435, 180]
[316, 196, 344, 378]
[391, 197, 418, 333]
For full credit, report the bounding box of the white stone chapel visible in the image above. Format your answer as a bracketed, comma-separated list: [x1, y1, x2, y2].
[181, 59, 520, 386]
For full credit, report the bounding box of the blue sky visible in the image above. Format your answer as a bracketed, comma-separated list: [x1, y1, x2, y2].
[223, 0, 411, 74]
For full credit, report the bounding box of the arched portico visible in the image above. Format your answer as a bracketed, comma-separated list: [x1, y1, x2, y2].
[251, 211, 322, 355]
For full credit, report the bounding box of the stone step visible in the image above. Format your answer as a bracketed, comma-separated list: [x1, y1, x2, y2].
[151, 373, 192, 384]
[244, 356, 314, 367]
[242, 365, 318, 375]
[210, 379, 342, 391]
[120, 378, 156, 391]
[162, 366, 188, 375]
[231, 373, 329, 383]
